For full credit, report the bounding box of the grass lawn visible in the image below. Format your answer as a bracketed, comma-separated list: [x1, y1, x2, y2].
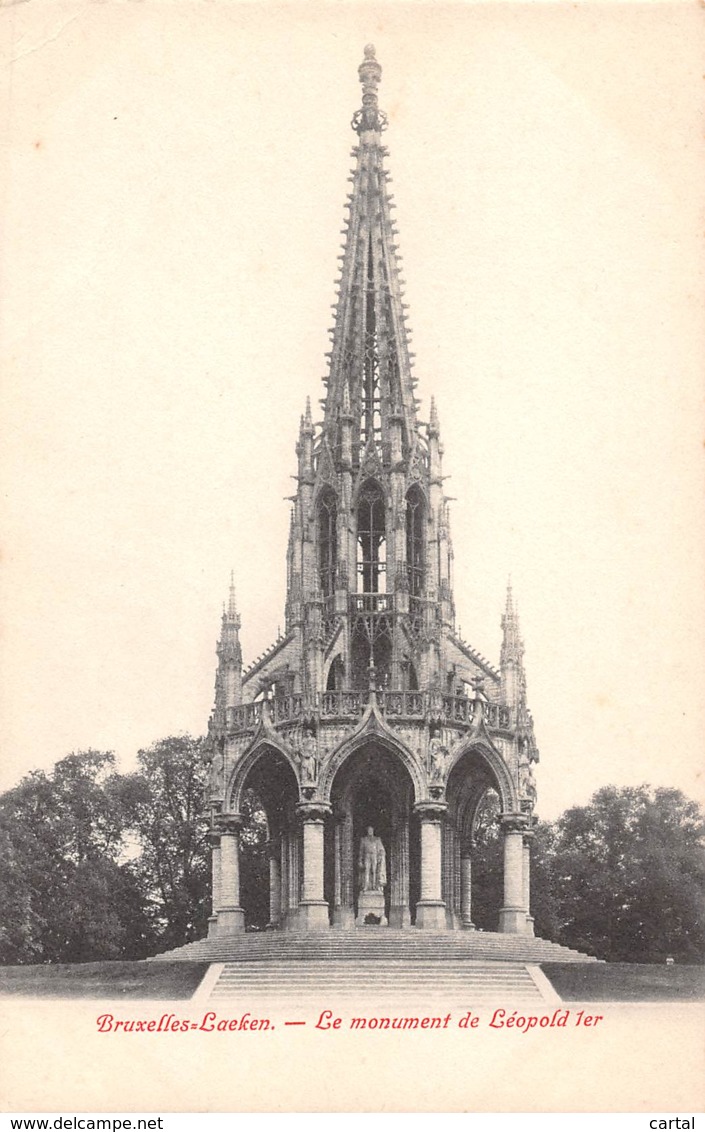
[541, 962, 705, 1002]
[0, 961, 209, 1000]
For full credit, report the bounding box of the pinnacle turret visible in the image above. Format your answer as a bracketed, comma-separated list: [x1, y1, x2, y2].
[429, 396, 440, 437]
[303, 396, 314, 435]
[500, 579, 523, 668]
[217, 572, 243, 710]
[226, 570, 239, 624]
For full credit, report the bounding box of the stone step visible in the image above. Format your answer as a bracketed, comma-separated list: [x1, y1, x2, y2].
[208, 959, 546, 1002]
[153, 930, 596, 964]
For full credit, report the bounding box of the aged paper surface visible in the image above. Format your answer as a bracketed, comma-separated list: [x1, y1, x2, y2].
[1, 0, 704, 1114]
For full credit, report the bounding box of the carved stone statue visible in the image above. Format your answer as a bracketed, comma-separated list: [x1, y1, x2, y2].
[518, 749, 537, 803]
[208, 745, 224, 794]
[429, 736, 448, 784]
[299, 731, 318, 786]
[358, 826, 387, 892]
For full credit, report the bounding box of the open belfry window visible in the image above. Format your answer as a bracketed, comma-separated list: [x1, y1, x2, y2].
[317, 489, 337, 597]
[356, 480, 386, 594]
[406, 485, 425, 597]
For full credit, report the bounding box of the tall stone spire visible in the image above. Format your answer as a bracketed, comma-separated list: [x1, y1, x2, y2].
[500, 578, 524, 711]
[322, 45, 418, 460]
[201, 48, 549, 943]
[227, 570, 238, 623]
[217, 572, 242, 710]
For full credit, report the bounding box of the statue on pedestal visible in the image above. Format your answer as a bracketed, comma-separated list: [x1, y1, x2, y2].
[358, 826, 387, 891]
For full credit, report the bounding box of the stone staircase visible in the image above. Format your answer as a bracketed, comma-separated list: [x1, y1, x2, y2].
[153, 928, 596, 966]
[206, 957, 547, 1004]
[152, 929, 596, 1004]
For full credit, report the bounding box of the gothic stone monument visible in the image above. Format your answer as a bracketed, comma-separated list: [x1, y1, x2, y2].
[203, 47, 540, 935]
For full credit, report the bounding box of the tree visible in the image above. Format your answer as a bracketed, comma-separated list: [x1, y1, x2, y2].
[548, 785, 705, 962]
[470, 788, 503, 931]
[239, 787, 270, 928]
[528, 820, 561, 943]
[119, 735, 211, 951]
[0, 751, 153, 963]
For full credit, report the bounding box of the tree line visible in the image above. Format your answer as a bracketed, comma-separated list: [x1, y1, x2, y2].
[1, 737, 703, 965]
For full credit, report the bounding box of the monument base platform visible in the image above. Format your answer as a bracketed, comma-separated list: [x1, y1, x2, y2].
[152, 927, 599, 964]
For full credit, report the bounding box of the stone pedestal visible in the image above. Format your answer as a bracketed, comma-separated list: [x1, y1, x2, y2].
[298, 900, 330, 930]
[416, 901, 447, 929]
[218, 906, 246, 933]
[356, 889, 388, 926]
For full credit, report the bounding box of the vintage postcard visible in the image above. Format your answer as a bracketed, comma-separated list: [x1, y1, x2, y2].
[0, 0, 703, 1115]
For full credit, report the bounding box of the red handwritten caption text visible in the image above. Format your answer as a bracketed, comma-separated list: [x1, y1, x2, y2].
[95, 1008, 604, 1035]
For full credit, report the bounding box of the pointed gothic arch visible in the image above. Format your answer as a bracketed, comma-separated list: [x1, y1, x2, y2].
[445, 739, 518, 815]
[405, 483, 426, 597]
[325, 653, 345, 691]
[226, 742, 301, 930]
[327, 738, 417, 927]
[228, 738, 301, 814]
[319, 725, 426, 805]
[316, 487, 338, 598]
[355, 478, 387, 595]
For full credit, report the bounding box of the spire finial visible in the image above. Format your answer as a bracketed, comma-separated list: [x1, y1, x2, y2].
[505, 576, 514, 615]
[228, 571, 238, 620]
[352, 44, 387, 135]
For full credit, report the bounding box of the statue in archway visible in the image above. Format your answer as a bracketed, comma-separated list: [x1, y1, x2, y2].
[358, 826, 387, 892]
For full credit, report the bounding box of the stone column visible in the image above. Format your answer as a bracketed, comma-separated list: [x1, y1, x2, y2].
[414, 802, 447, 929]
[268, 839, 282, 928]
[216, 814, 245, 934]
[389, 815, 411, 928]
[523, 831, 535, 936]
[460, 850, 475, 930]
[442, 821, 455, 928]
[297, 802, 331, 930]
[499, 816, 526, 934]
[332, 812, 354, 928]
[207, 832, 221, 938]
[284, 827, 300, 930]
[280, 833, 290, 927]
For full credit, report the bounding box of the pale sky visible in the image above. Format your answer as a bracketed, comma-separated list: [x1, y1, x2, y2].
[1, 2, 703, 820]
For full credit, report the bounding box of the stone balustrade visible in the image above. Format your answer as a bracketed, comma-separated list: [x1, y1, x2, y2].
[225, 690, 511, 734]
